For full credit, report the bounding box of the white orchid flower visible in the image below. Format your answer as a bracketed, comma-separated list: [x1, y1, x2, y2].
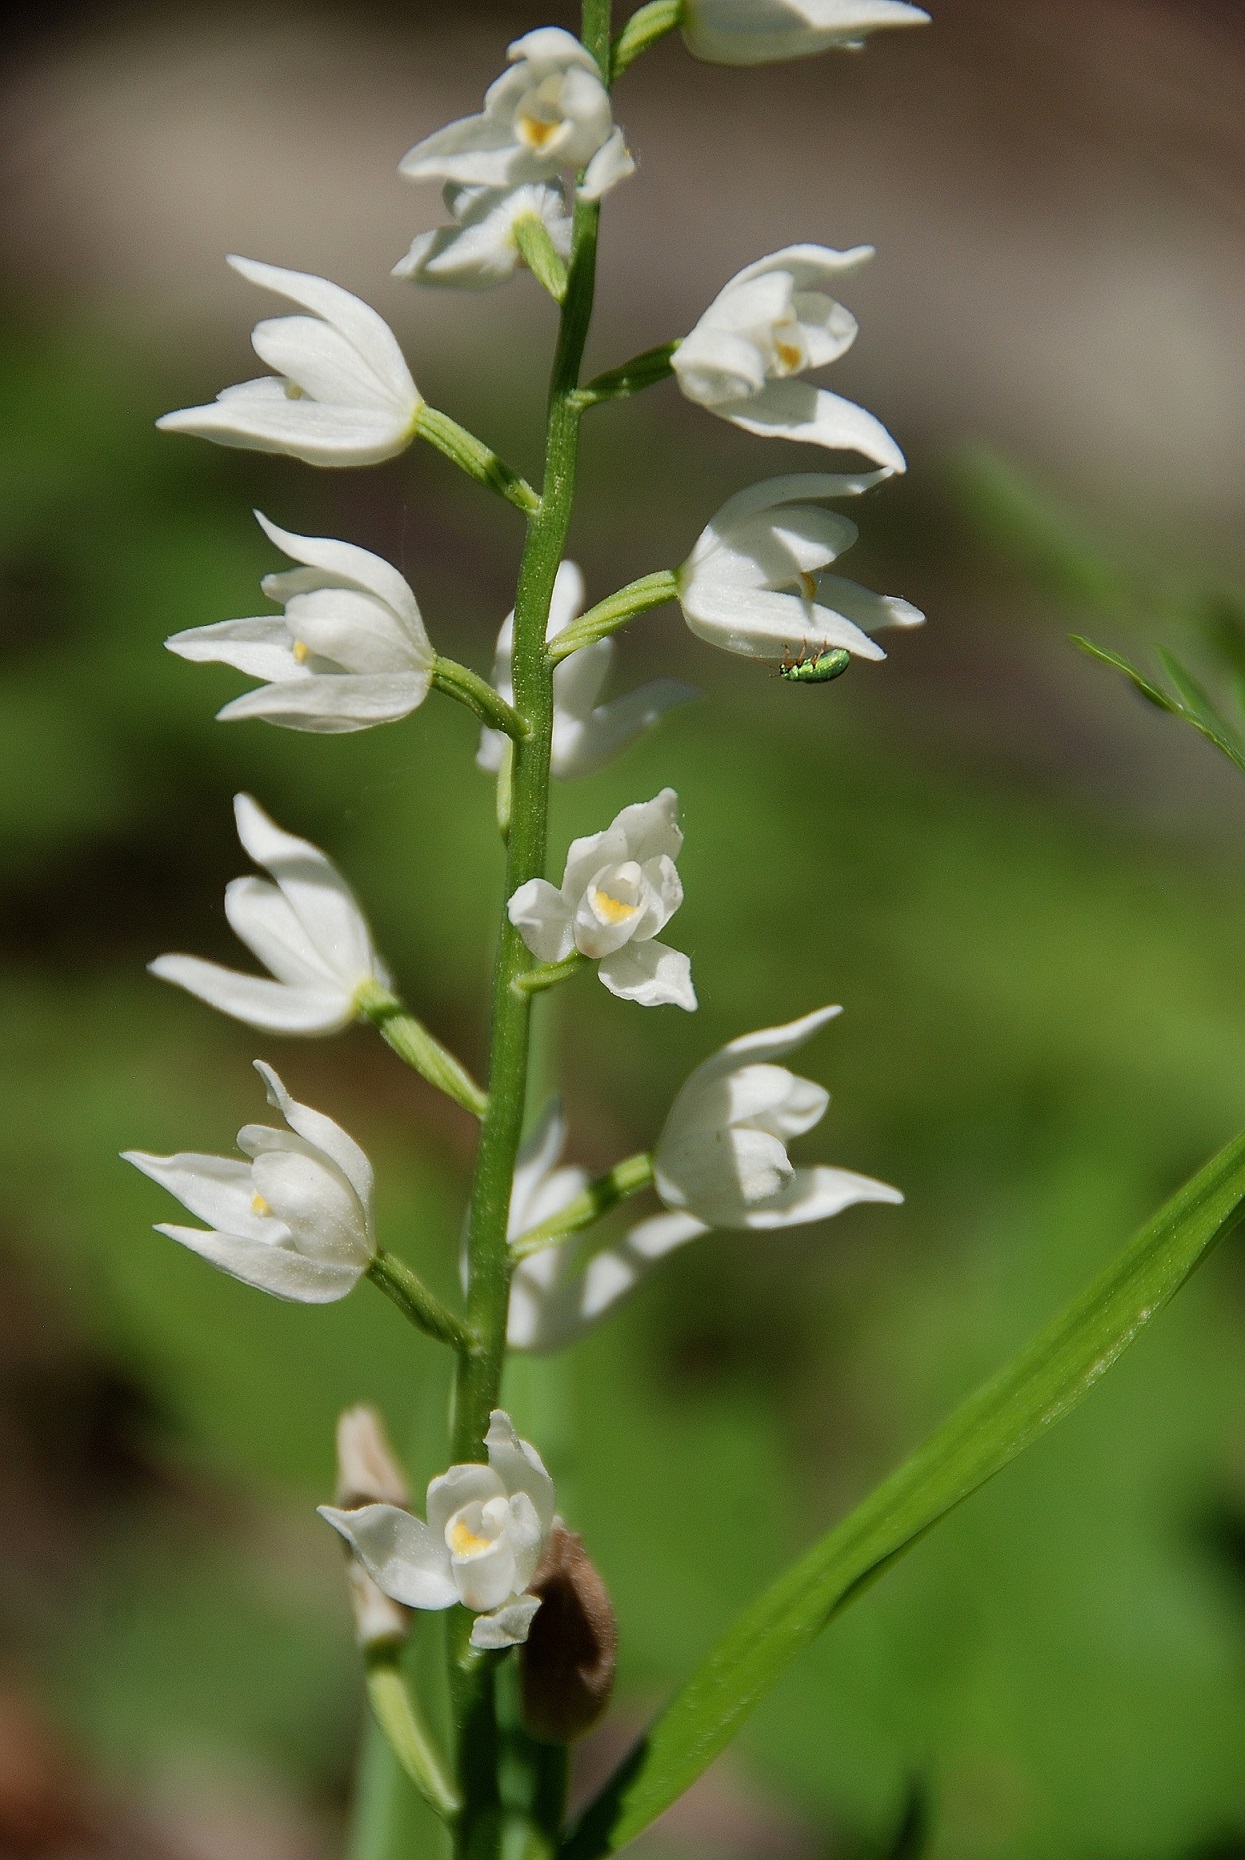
[399, 29, 633, 203]
[672, 246, 904, 472]
[150, 794, 387, 1034]
[508, 790, 696, 1010]
[678, 472, 924, 665]
[157, 258, 422, 467]
[165, 514, 435, 733]
[652, 1006, 902, 1231]
[123, 1062, 376, 1303]
[682, 0, 929, 65]
[477, 562, 698, 779]
[394, 181, 573, 290]
[319, 1410, 557, 1650]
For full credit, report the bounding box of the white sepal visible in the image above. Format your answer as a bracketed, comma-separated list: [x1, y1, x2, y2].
[394, 181, 572, 290]
[157, 258, 421, 467]
[682, 0, 929, 66]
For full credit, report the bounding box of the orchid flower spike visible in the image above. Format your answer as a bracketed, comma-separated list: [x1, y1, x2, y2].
[395, 181, 573, 289]
[508, 790, 696, 1009]
[672, 246, 904, 471]
[123, 1062, 376, 1303]
[506, 1017, 900, 1350]
[150, 794, 388, 1034]
[478, 562, 698, 779]
[399, 29, 634, 203]
[157, 258, 422, 467]
[677, 473, 924, 665]
[319, 1410, 557, 1650]
[682, 0, 929, 64]
[165, 514, 435, 733]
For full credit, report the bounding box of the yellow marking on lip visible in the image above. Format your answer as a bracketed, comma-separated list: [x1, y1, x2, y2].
[775, 339, 803, 370]
[252, 1193, 272, 1216]
[449, 1519, 494, 1557]
[518, 113, 561, 150]
[292, 640, 311, 664]
[798, 572, 817, 600]
[590, 886, 640, 925]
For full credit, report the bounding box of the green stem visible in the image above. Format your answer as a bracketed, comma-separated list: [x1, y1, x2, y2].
[611, 0, 682, 77]
[357, 982, 488, 1120]
[447, 6, 613, 1852]
[368, 1253, 474, 1353]
[511, 952, 587, 998]
[520, 1743, 571, 1860]
[365, 1643, 462, 1825]
[547, 571, 679, 661]
[572, 341, 679, 409]
[434, 657, 527, 741]
[417, 405, 541, 515]
[511, 1153, 654, 1258]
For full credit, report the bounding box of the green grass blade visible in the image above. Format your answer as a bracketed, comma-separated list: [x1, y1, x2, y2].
[1072, 634, 1245, 777]
[562, 1131, 1245, 1860]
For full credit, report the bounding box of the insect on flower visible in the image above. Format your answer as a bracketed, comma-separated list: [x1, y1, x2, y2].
[779, 644, 852, 683]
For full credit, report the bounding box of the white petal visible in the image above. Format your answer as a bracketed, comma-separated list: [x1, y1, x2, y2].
[248, 1145, 373, 1268]
[426, 1463, 506, 1542]
[252, 1060, 374, 1212]
[485, 1409, 556, 1532]
[682, 0, 929, 63]
[553, 680, 700, 780]
[255, 513, 429, 647]
[470, 1596, 542, 1650]
[724, 379, 906, 473]
[739, 1163, 903, 1228]
[165, 618, 300, 682]
[729, 241, 874, 297]
[506, 1491, 545, 1593]
[552, 637, 613, 729]
[507, 879, 576, 964]
[679, 583, 885, 662]
[812, 572, 925, 632]
[598, 940, 697, 1010]
[156, 1224, 362, 1301]
[546, 559, 586, 638]
[123, 1149, 266, 1238]
[227, 257, 420, 415]
[508, 1099, 569, 1238]
[157, 395, 414, 468]
[148, 955, 351, 1033]
[217, 672, 430, 732]
[452, 1529, 517, 1613]
[233, 794, 380, 992]
[224, 877, 337, 987]
[506, 25, 601, 73]
[250, 315, 399, 414]
[689, 473, 887, 560]
[691, 1006, 842, 1085]
[578, 127, 635, 201]
[655, 1122, 793, 1222]
[626, 1209, 712, 1258]
[318, 1504, 459, 1609]
[720, 1062, 829, 1140]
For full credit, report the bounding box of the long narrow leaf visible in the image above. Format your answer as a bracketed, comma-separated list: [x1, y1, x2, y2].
[1072, 634, 1245, 777]
[563, 1131, 1245, 1860]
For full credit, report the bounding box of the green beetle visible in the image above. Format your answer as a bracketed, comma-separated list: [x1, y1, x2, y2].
[779, 645, 851, 684]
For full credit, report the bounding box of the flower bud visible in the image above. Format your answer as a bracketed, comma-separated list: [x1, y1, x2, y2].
[335, 1405, 409, 1510]
[519, 1524, 617, 1743]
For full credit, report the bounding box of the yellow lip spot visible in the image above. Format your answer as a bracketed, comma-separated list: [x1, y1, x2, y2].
[251, 1193, 272, 1216]
[591, 886, 640, 926]
[775, 339, 803, 371]
[518, 113, 561, 151]
[449, 1520, 494, 1557]
[292, 640, 311, 664]
[283, 381, 305, 400]
[798, 572, 817, 600]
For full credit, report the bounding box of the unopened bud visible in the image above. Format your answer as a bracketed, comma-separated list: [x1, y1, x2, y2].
[348, 1561, 410, 1650]
[335, 1404, 409, 1510]
[519, 1523, 617, 1744]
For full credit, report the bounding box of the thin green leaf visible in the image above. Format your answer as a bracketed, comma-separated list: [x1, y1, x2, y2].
[562, 1130, 1245, 1860]
[1072, 634, 1245, 778]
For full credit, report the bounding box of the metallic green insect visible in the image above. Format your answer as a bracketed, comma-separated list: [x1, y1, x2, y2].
[779, 646, 852, 684]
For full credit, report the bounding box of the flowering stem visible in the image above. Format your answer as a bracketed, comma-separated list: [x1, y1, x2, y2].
[514, 214, 569, 303]
[417, 406, 541, 515]
[572, 341, 679, 408]
[364, 1643, 462, 1824]
[433, 657, 527, 740]
[356, 982, 488, 1119]
[368, 1253, 473, 1352]
[611, 0, 681, 77]
[446, 3, 614, 1851]
[511, 952, 587, 998]
[547, 570, 680, 660]
[511, 1152, 655, 1257]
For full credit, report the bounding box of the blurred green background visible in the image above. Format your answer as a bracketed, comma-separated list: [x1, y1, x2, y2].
[2, 2, 1245, 1856]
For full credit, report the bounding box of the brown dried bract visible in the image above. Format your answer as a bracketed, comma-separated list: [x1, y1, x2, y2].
[519, 1524, 617, 1745]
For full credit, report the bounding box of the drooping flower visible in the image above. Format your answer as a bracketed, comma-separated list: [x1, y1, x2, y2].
[157, 258, 422, 467]
[508, 790, 696, 1010]
[165, 514, 435, 733]
[394, 181, 573, 290]
[399, 29, 633, 202]
[319, 1409, 557, 1650]
[677, 472, 923, 665]
[651, 1006, 902, 1230]
[123, 1061, 376, 1303]
[477, 562, 698, 779]
[150, 794, 387, 1034]
[671, 246, 904, 471]
[682, 0, 929, 65]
